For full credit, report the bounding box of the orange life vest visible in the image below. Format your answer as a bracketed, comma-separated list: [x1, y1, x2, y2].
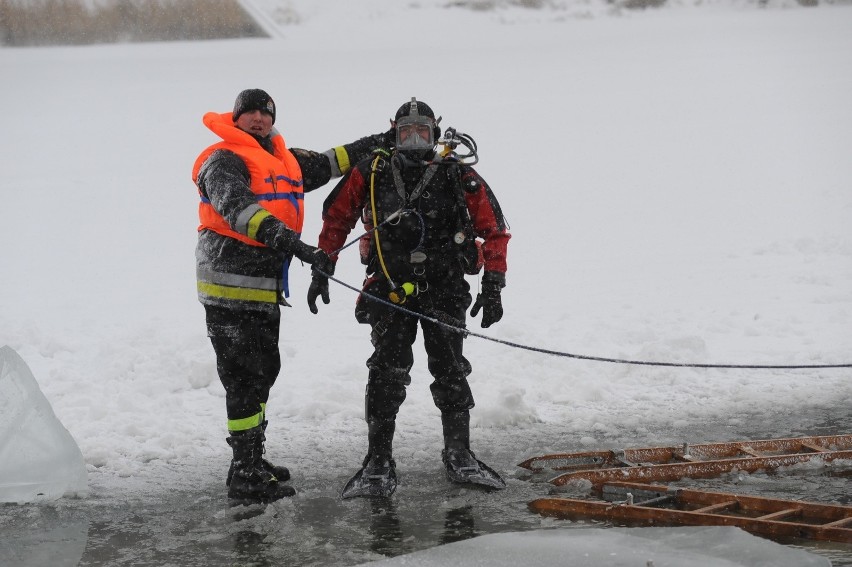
[192, 111, 304, 246]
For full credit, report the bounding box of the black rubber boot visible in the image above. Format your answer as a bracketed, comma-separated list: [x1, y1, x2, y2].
[368, 418, 396, 458]
[441, 411, 505, 490]
[226, 420, 290, 487]
[442, 410, 471, 450]
[341, 419, 397, 498]
[227, 426, 295, 503]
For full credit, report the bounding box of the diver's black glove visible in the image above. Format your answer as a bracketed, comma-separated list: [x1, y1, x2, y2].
[470, 271, 505, 328]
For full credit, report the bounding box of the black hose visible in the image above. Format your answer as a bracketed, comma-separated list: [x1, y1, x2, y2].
[320, 271, 852, 370]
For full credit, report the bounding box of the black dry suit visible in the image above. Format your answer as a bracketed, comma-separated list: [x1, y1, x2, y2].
[317, 150, 510, 425]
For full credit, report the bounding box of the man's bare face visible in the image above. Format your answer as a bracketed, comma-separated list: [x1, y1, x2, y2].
[235, 109, 273, 138]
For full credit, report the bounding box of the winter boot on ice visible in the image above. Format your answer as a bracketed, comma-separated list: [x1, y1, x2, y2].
[226, 426, 295, 504]
[226, 420, 290, 487]
[441, 411, 506, 490]
[341, 419, 398, 499]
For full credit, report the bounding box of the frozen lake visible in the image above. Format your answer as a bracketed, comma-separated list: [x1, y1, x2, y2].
[2, 403, 849, 566]
[1, 0, 849, 565]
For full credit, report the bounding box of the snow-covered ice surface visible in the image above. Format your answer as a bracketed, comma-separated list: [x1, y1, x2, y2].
[358, 526, 833, 567]
[0, 0, 850, 565]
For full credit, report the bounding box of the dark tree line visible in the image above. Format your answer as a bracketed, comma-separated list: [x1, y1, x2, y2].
[0, 0, 266, 47]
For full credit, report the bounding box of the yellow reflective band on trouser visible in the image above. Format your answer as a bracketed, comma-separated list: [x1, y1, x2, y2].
[334, 146, 351, 174]
[197, 281, 278, 303]
[228, 410, 264, 433]
[246, 209, 272, 241]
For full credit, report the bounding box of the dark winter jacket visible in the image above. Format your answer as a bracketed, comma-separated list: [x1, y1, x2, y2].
[318, 152, 510, 289]
[194, 116, 386, 313]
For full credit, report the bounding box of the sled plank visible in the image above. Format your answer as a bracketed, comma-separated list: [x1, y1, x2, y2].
[529, 482, 852, 543]
[518, 434, 852, 473]
[824, 517, 852, 528]
[693, 500, 738, 514]
[548, 449, 852, 487]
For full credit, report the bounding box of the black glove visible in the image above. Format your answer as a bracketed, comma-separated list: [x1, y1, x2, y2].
[292, 242, 333, 274]
[470, 272, 505, 328]
[306, 249, 334, 314]
[307, 274, 329, 314]
[310, 249, 334, 278]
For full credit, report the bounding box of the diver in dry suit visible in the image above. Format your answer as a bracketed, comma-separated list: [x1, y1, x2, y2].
[307, 98, 511, 497]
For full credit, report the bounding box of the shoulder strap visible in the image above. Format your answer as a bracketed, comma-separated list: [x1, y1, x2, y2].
[449, 164, 475, 238]
[391, 157, 439, 204]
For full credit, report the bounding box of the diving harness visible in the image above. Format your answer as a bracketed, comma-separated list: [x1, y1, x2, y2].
[366, 128, 481, 305]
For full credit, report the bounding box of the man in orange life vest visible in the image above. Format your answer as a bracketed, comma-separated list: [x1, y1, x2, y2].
[307, 98, 511, 498]
[193, 89, 389, 503]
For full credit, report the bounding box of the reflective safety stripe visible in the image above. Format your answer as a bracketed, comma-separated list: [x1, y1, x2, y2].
[197, 282, 278, 303]
[334, 146, 350, 175]
[246, 209, 270, 240]
[197, 268, 278, 290]
[228, 411, 264, 433]
[197, 268, 280, 304]
[247, 209, 272, 240]
[234, 204, 266, 237]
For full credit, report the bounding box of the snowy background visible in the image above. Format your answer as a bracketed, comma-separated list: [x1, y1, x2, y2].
[1, 0, 851, 565]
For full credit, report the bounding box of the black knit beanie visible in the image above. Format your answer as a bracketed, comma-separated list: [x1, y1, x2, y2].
[233, 89, 276, 124]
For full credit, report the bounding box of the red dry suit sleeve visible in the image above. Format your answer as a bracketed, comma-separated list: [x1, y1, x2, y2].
[317, 167, 369, 259]
[462, 169, 510, 274]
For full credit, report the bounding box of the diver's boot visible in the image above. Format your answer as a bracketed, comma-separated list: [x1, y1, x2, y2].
[341, 419, 397, 498]
[441, 411, 506, 490]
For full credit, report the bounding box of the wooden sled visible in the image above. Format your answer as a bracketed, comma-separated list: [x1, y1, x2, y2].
[529, 481, 852, 543]
[517, 434, 852, 487]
